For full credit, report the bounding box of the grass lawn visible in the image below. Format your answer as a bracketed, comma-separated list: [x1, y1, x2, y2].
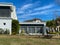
[0, 35, 60, 45]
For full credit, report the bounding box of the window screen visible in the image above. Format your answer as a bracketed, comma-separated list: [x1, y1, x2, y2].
[0, 6, 11, 17]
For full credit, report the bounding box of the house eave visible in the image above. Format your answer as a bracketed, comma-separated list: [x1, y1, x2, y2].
[19, 22, 46, 26]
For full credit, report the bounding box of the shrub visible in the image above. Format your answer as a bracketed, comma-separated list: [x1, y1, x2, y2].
[0, 28, 4, 34]
[21, 30, 25, 33]
[12, 32, 16, 35]
[20, 30, 25, 36]
[48, 32, 57, 34]
[12, 19, 19, 35]
[4, 29, 9, 34]
[44, 35, 53, 39]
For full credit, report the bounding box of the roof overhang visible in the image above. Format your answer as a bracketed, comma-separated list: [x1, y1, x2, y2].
[19, 22, 46, 26]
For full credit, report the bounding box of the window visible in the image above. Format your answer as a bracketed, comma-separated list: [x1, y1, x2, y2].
[28, 27, 35, 33]
[3, 23, 6, 25]
[0, 6, 11, 17]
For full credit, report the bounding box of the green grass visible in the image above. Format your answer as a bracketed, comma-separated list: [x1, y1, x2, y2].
[0, 35, 59, 45]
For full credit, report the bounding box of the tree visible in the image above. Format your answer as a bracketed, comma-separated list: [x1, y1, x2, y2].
[55, 17, 60, 25]
[46, 21, 53, 27]
[46, 20, 56, 33]
[12, 19, 20, 35]
[46, 20, 56, 28]
[51, 20, 56, 28]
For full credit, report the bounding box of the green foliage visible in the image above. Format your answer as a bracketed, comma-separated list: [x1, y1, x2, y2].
[46, 21, 53, 27]
[55, 17, 60, 25]
[0, 28, 4, 34]
[46, 20, 56, 28]
[21, 30, 25, 33]
[56, 17, 60, 21]
[0, 28, 10, 34]
[12, 19, 19, 35]
[46, 17, 60, 28]
[44, 35, 53, 39]
[48, 32, 57, 34]
[20, 30, 25, 36]
[4, 29, 9, 34]
[12, 32, 16, 35]
[59, 27, 60, 30]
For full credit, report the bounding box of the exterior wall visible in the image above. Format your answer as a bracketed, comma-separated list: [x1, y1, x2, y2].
[0, 18, 12, 35]
[0, 3, 17, 35]
[11, 6, 17, 20]
[0, 3, 17, 20]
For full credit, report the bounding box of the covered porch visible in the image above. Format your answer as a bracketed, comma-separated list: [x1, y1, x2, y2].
[19, 24, 46, 35]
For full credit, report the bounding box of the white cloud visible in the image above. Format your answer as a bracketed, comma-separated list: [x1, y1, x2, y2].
[17, 3, 54, 15]
[17, 4, 32, 14]
[17, 10, 50, 18]
[20, 4, 32, 10]
[18, 9, 60, 19]
[17, 3, 60, 19]
[26, 10, 53, 15]
[34, 4, 54, 11]
[16, 1, 41, 14]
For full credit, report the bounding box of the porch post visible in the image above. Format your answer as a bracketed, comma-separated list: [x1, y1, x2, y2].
[19, 27, 21, 34]
[35, 26, 36, 33]
[27, 26, 29, 34]
[10, 28, 11, 35]
[43, 25, 47, 35]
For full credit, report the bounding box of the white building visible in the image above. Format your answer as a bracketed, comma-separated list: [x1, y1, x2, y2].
[19, 18, 47, 35]
[0, 3, 17, 35]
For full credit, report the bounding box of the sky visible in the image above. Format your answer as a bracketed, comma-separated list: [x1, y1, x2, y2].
[0, 0, 60, 22]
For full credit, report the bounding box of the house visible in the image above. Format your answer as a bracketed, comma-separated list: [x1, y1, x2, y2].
[19, 18, 47, 35]
[0, 3, 17, 35]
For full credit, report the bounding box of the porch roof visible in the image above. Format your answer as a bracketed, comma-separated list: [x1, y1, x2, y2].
[19, 22, 46, 26]
[20, 24, 44, 26]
